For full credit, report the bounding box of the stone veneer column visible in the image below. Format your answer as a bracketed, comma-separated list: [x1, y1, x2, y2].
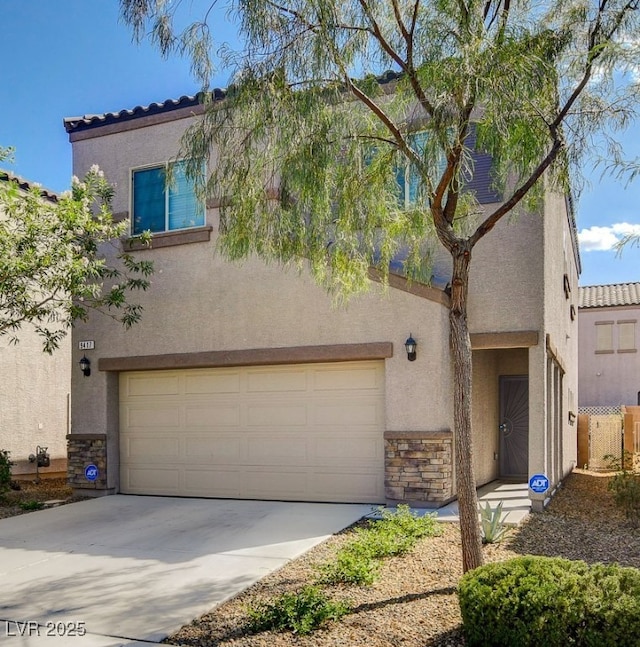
[66, 434, 113, 496]
[384, 430, 453, 506]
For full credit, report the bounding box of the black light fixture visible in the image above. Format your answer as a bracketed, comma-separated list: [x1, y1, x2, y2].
[405, 334, 417, 361]
[79, 355, 91, 377]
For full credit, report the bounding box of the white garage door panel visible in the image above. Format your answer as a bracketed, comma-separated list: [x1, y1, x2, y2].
[127, 406, 181, 428]
[313, 471, 382, 499]
[313, 365, 380, 391]
[127, 375, 180, 397]
[247, 370, 308, 392]
[185, 372, 241, 394]
[127, 437, 180, 459]
[127, 467, 181, 492]
[314, 400, 382, 426]
[120, 361, 385, 503]
[185, 404, 241, 427]
[247, 403, 308, 427]
[184, 436, 242, 461]
[184, 468, 242, 496]
[313, 435, 382, 461]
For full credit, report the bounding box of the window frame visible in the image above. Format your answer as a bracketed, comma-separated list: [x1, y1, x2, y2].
[130, 159, 205, 236]
[595, 321, 614, 354]
[396, 130, 447, 209]
[617, 319, 637, 353]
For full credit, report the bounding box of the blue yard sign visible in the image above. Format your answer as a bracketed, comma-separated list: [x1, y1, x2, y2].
[529, 473, 549, 493]
[85, 464, 99, 481]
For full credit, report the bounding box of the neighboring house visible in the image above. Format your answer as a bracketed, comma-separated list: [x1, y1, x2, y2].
[578, 283, 640, 407]
[0, 171, 70, 479]
[63, 93, 579, 509]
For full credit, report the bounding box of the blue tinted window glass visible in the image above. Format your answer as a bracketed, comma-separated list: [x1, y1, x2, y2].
[168, 161, 205, 230]
[132, 167, 166, 234]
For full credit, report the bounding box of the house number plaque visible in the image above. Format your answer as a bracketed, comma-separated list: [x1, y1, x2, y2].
[78, 341, 95, 350]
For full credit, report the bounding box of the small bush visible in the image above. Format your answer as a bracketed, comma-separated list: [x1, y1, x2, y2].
[606, 452, 640, 528]
[19, 500, 45, 511]
[316, 542, 380, 586]
[317, 505, 441, 585]
[458, 556, 640, 647]
[367, 504, 442, 556]
[0, 450, 13, 496]
[246, 585, 350, 635]
[609, 471, 640, 527]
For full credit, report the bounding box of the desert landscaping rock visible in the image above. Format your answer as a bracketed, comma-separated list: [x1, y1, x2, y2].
[164, 470, 640, 647]
[1, 472, 637, 646]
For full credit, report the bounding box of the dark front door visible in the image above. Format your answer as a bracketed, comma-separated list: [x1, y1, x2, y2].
[499, 375, 529, 479]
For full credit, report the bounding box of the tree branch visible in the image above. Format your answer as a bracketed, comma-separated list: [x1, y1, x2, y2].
[470, 138, 563, 246]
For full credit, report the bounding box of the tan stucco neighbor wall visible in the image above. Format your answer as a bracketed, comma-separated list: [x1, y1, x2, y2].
[579, 304, 640, 407]
[0, 330, 70, 478]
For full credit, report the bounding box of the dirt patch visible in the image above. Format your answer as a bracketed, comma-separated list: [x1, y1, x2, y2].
[165, 470, 640, 647]
[0, 478, 86, 519]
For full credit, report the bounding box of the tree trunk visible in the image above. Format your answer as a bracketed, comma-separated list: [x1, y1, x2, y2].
[449, 244, 483, 573]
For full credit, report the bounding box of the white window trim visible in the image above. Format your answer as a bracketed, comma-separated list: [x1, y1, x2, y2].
[130, 160, 206, 235]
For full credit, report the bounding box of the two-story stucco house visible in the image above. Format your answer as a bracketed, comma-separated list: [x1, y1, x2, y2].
[0, 172, 70, 479]
[63, 94, 580, 508]
[579, 283, 640, 407]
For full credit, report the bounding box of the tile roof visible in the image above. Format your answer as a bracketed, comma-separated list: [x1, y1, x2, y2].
[0, 170, 58, 202]
[579, 283, 640, 309]
[62, 72, 406, 134]
[63, 93, 219, 134]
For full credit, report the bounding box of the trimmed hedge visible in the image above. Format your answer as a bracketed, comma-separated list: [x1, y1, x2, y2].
[458, 556, 640, 647]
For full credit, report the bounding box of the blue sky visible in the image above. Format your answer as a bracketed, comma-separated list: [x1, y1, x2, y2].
[1, 0, 638, 287]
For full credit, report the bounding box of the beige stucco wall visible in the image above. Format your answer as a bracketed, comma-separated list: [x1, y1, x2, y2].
[543, 190, 579, 479]
[471, 350, 499, 486]
[68, 107, 579, 498]
[70, 245, 453, 425]
[579, 304, 640, 406]
[468, 210, 544, 334]
[0, 328, 70, 476]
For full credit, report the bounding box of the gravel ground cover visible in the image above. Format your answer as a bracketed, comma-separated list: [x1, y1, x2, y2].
[164, 470, 640, 647]
[2, 472, 637, 646]
[0, 477, 83, 519]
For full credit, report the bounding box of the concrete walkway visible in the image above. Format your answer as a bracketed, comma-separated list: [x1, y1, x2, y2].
[0, 496, 371, 646]
[367, 481, 531, 526]
[435, 481, 531, 525]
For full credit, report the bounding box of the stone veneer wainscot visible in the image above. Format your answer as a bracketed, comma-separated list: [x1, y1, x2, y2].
[67, 434, 110, 494]
[384, 431, 454, 505]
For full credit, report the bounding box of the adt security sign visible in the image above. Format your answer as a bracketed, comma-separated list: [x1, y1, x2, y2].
[529, 473, 549, 494]
[85, 464, 99, 482]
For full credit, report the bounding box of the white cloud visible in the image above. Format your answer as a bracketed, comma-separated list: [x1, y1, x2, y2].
[578, 222, 640, 251]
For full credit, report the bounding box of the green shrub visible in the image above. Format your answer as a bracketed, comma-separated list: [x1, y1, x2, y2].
[606, 452, 640, 528]
[317, 505, 442, 585]
[458, 556, 640, 647]
[246, 585, 350, 635]
[19, 500, 45, 511]
[0, 450, 13, 496]
[316, 542, 380, 586]
[367, 504, 442, 556]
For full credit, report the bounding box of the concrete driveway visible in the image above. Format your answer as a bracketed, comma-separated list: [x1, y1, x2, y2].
[0, 496, 371, 646]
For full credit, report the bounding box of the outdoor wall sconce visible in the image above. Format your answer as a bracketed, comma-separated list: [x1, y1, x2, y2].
[79, 355, 91, 377]
[405, 334, 417, 361]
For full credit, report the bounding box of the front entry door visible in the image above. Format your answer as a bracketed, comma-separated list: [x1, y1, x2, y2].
[499, 375, 529, 479]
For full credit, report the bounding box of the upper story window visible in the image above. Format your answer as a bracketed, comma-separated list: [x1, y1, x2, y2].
[396, 131, 446, 208]
[618, 320, 636, 352]
[131, 160, 205, 235]
[595, 321, 614, 353]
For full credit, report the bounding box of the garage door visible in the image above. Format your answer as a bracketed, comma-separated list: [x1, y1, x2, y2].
[119, 360, 385, 503]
